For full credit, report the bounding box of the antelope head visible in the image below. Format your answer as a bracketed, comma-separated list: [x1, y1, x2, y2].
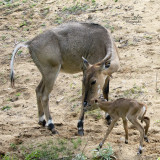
[82, 53, 111, 111]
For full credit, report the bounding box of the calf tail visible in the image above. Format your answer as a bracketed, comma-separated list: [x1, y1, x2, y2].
[10, 42, 28, 87]
[141, 105, 147, 123]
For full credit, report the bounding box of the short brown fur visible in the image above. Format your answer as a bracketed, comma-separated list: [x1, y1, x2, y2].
[92, 98, 150, 154]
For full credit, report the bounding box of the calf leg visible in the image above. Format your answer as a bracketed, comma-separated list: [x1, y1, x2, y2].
[123, 118, 128, 144]
[99, 118, 118, 148]
[105, 113, 111, 125]
[143, 116, 150, 142]
[129, 117, 144, 154]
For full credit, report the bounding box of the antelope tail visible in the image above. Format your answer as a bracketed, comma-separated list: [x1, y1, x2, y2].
[10, 42, 28, 87]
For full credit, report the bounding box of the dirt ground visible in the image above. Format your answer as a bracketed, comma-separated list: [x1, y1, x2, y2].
[0, 0, 160, 159]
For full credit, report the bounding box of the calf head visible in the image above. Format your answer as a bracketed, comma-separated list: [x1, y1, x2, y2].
[82, 54, 111, 111]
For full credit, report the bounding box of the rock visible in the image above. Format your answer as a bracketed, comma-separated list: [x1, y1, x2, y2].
[56, 97, 64, 104]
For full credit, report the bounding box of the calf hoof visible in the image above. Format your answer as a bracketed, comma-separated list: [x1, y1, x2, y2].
[38, 120, 46, 127]
[96, 147, 100, 151]
[144, 136, 149, 143]
[137, 146, 143, 155]
[137, 149, 142, 154]
[99, 143, 103, 148]
[125, 140, 128, 144]
[78, 129, 84, 136]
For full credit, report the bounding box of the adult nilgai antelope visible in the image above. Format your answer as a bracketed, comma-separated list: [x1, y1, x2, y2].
[92, 98, 150, 154]
[10, 22, 120, 135]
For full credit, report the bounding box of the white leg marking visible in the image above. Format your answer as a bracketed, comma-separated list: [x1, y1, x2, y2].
[39, 115, 45, 122]
[46, 119, 53, 126]
[78, 127, 83, 130]
[139, 145, 142, 150]
[143, 106, 146, 113]
[105, 113, 109, 118]
[139, 106, 146, 118]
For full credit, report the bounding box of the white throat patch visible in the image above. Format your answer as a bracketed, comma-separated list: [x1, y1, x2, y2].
[98, 85, 101, 95]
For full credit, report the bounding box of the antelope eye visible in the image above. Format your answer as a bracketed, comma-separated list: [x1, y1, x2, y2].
[91, 80, 96, 85]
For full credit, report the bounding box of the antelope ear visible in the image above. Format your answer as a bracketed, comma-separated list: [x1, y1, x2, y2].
[82, 57, 90, 70]
[98, 61, 111, 71]
[97, 52, 111, 71]
[99, 62, 106, 71]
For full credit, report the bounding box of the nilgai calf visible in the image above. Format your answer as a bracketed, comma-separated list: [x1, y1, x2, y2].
[10, 22, 120, 135]
[92, 98, 150, 154]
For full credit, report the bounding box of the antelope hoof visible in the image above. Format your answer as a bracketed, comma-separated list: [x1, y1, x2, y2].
[144, 136, 149, 143]
[78, 129, 84, 136]
[38, 120, 46, 127]
[125, 140, 128, 144]
[48, 123, 55, 132]
[51, 128, 58, 134]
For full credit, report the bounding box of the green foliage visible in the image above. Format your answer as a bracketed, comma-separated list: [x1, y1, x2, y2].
[22, 138, 82, 160]
[105, 23, 115, 33]
[40, 7, 50, 17]
[1, 0, 19, 8]
[23, 139, 69, 160]
[87, 109, 103, 120]
[92, 144, 114, 160]
[155, 120, 160, 123]
[91, 0, 96, 5]
[17, 50, 22, 56]
[24, 150, 52, 160]
[54, 16, 63, 24]
[123, 83, 145, 98]
[16, 93, 21, 96]
[41, 23, 46, 27]
[19, 21, 27, 27]
[1, 138, 116, 160]
[4, 0, 11, 2]
[2, 153, 18, 160]
[22, 0, 27, 3]
[62, 2, 89, 14]
[144, 36, 152, 40]
[29, 3, 36, 8]
[10, 143, 17, 150]
[71, 138, 82, 149]
[1, 35, 6, 40]
[72, 153, 87, 160]
[1, 106, 11, 111]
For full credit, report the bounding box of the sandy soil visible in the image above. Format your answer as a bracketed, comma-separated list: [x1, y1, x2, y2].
[0, 0, 160, 159]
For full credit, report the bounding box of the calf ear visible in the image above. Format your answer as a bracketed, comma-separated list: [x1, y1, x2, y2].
[82, 57, 91, 70]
